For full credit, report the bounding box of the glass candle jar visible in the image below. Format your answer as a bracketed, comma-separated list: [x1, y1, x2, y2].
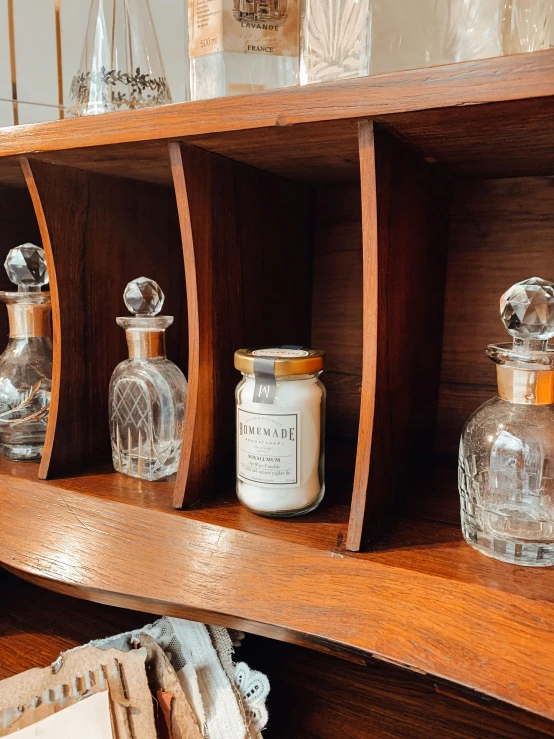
[234, 347, 326, 516]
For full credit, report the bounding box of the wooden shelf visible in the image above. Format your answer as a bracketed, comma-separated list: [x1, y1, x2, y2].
[1, 50, 554, 187]
[1, 50, 554, 727]
[1, 456, 554, 722]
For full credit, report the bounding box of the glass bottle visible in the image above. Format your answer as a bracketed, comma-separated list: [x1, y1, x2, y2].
[0, 244, 52, 461]
[459, 277, 554, 566]
[67, 0, 172, 117]
[189, 0, 299, 100]
[300, 0, 373, 85]
[109, 277, 187, 481]
[234, 348, 326, 516]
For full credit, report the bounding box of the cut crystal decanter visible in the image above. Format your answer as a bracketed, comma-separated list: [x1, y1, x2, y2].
[109, 277, 187, 481]
[0, 244, 52, 461]
[458, 277, 554, 566]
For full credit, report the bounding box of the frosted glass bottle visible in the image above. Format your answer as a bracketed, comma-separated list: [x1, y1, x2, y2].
[300, 0, 372, 84]
[189, 0, 299, 100]
[109, 277, 187, 481]
[458, 278, 554, 566]
[0, 245, 52, 461]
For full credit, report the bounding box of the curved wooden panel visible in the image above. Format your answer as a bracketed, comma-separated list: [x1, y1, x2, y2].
[21, 157, 187, 479]
[169, 142, 313, 508]
[1, 468, 554, 721]
[347, 123, 450, 551]
[20, 157, 62, 479]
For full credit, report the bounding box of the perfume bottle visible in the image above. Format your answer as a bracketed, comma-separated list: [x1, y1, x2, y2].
[0, 244, 52, 461]
[109, 277, 187, 481]
[189, 0, 299, 100]
[458, 277, 554, 566]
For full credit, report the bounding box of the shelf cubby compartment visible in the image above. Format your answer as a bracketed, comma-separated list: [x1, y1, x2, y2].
[20, 158, 187, 483]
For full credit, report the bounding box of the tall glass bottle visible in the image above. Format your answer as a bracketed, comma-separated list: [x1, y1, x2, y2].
[0, 244, 52, 461]
[109, 277, 187, 481]
[459, 277, 554, 566]
[67, 0, 172, 116]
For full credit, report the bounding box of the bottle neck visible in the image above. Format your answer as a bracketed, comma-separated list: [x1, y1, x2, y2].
[497, 365, 554, 405]
[126, 329, 166, 359]
[7, 303, 52, 339]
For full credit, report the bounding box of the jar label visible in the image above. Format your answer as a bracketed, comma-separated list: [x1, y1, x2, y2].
[253, 348, 309, 358]
[237, 407, 299, 486]
[188, 0, 299, 59]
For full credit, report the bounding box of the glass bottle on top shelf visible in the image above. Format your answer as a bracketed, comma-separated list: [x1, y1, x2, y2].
[0, 244, 52, 461]
[67, 0, 172, 117]
[458, 277, 554, 566]
[299, 0, 372, 84]
[109, 277, 187, 481]
[368, 0, 552, 76]
[189, 0, 299, 100]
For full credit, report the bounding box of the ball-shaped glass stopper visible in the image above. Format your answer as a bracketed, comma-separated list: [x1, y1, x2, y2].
[500, 277, 554, 340]
[4, 243, 49, 289]
[124, 277, 165, 316]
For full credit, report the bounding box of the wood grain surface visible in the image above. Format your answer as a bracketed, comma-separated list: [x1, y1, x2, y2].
[0, 51, 554, 164]
[22, 159, 187, 479]
[347, 122, 449, 550]
[243, 636, 554, 739]
[1, 457, 554, 720]
[437, 175, 554, 454]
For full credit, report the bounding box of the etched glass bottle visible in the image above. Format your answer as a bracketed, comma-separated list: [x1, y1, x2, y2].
[0, 244, 52, 461]
[459, 277, 554, 566]
[109, 277, 187, 481]
[67, 0, 172, 116]
[300, 0, 372, 85]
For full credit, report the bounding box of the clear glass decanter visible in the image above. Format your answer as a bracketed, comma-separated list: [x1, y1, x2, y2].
[67, 0, 173, 116]
[459, 277, 554, 566]
[0, 244, 52, 461]
[109, 277, 187, 481]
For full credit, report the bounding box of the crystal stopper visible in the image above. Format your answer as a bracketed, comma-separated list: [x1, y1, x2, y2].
[124, 277, 164, 316]
[500, 277, 554, 341]
[4, 244, 49, 291]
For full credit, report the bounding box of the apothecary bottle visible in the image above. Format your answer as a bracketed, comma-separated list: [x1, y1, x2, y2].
[0, 244, 52, 461]
[234, 347, 326, 516]
[109, 277, 187, 481]
[458, 277, 554, 566]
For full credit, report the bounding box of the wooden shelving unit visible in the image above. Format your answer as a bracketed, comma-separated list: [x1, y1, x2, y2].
[1, 48, 554, 728]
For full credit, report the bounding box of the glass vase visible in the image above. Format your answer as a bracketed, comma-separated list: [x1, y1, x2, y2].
[67, 0, 172, 117]
[300, 0, 372, 84]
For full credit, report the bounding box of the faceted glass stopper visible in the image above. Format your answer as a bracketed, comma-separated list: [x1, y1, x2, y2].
[500, 277, 554, 341]
[124, 277, 165, 316]
[4, 244, 49, 290]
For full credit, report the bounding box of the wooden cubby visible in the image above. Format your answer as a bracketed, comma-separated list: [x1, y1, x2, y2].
[2, 49, 554, 726]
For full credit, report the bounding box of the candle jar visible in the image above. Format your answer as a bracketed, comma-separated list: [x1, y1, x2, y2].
[234, 348, 326, 517]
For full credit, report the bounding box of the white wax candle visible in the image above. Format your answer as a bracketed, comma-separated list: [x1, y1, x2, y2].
[236, 372, 325, 515]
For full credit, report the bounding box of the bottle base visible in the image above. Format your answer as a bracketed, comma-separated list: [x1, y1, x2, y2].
[0, 443, 43, 461]
[461, 513, 554, 567]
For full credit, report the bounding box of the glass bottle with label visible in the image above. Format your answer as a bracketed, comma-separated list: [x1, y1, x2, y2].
[0, 244, 52, 461]
[459, 277, 554, 566]
[109, 277, 187, 481]
[189, 0, 299, 100]
[234, 347, 325, 516]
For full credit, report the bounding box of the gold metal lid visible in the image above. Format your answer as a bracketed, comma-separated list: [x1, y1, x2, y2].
[234, 347, 325, 376]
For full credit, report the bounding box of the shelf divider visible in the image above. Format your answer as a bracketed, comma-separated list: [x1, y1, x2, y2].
[347, 122, 450, 550]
